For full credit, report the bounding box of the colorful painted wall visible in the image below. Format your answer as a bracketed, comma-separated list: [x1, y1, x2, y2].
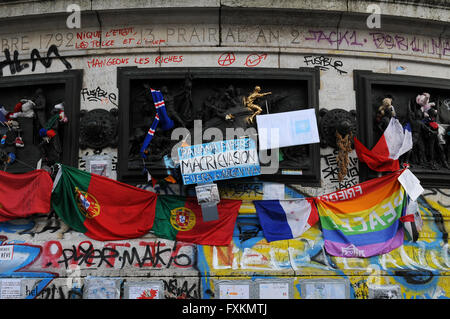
[0, 0, 449, 299]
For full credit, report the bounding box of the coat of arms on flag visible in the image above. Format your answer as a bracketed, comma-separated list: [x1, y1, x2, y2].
[151, 195, 241, 245]
[75, 187, 100, 219]
[170, 207, 196, 231]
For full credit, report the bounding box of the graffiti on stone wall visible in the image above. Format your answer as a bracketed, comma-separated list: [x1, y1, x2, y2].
[197, 190, 450, 299]
[23, 278, 201, 299]
[0, 226, 199, 299]
[1, 186, 449, 299]
[162, 278, 200, 299]
[40, 240, 195, 270]
[303, 55, 347, 75]
[27, 281, 83, 299]
[86, 55, 184, 68]
[0, 45, 72, 77]
[2, 26, 450, 60]
[321, 149, 359, 189]
[217, 52, 268, 67]
[81, 87, 118, 107]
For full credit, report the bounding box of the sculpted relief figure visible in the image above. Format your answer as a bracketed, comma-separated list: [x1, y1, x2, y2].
[243, 86, 271, 124]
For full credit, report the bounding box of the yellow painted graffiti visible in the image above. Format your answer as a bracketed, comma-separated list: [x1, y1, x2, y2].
[199, 190, 450, 299]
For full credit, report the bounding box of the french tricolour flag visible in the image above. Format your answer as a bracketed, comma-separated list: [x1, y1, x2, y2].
[354, 117, 413, 172]
[253, 199, 319, 242]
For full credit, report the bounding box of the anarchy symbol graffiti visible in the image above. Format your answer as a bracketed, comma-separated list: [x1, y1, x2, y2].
[217, 52, 236, 66]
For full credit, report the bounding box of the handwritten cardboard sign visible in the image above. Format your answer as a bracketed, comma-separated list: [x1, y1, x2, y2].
[178, 138, 260, 185]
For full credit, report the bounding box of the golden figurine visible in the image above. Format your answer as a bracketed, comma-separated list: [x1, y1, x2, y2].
[243, 86, 271, 124]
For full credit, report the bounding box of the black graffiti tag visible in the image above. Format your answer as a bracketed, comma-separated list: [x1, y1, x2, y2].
[303, 55, 347, 75]
[0, 44, 72, 77]
[81, 86, 118, 106]
[57, 241, 193, 269]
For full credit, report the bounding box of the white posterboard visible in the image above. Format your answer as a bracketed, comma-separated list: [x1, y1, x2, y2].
[256, 108, 320, 150]
[218, 284, 250, 299]
[300, 279, 349, 299]
[123, 281, 164, 299]
[83, 278, 120, 299]
[0, 279, 22, 299]
[128, 285, 160, 299]
[262, 182, 285, 200]
[259, 282, 290, 299]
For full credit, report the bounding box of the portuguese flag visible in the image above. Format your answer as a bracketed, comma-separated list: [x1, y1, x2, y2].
[51, 164, 158, 241]
[152, 195, 242, 246]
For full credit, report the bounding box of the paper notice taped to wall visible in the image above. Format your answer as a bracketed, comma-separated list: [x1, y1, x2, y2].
[0, 279, 22, 299]
[398, 169, 424, 201]
[0, 245, 13, 261]
[262, 182, 285, 200]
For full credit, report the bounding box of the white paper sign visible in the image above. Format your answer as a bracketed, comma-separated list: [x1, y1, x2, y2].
[256, 108, 320, 150]
[128, 285, 160, 299]
[219, 284, 250, 299]
[262, 183, 285, 200]
[0, 245, 14, 260]
[259, 282, 289, 299]
[398, 169, 424, 201]
[195, 183, 220, 205]
[303, 282, 347, 299]
[0, 279, 22, 299]
[84, 279, 119, 299]
[89, 160, 109, 176]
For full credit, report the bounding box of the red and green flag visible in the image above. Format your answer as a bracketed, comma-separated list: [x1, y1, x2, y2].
[151, 195, 242, 246]
[51, 164, 158, 241]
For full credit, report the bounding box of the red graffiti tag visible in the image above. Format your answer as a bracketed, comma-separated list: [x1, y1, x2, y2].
[244, 53, 267, 67]
[218, 52, 236, 66]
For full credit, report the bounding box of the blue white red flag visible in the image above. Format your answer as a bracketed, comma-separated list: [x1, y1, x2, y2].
[253, 199, 319, 242]
[354, 118, 413, 172]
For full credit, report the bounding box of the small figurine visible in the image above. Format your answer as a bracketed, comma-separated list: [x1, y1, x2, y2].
[7, 99, 35, 119]
[376, 97, 395, 121]
[0, 106, 24, 148]
[374, 97, 396, 135]
[416, 93, 435, 119]
[54, 102, 68, 123]
[243, 86, 271, 124]
[38, 102, 66, 166]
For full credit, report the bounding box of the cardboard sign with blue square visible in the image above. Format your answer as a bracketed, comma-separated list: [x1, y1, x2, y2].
[256, 108, 320, 150]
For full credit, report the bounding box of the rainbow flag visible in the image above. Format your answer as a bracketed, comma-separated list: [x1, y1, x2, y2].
[315, 170, 408, 258]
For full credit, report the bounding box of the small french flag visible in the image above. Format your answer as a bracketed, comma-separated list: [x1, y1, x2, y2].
[253, 199, 319, 242]
[354, 118, 413, 172]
